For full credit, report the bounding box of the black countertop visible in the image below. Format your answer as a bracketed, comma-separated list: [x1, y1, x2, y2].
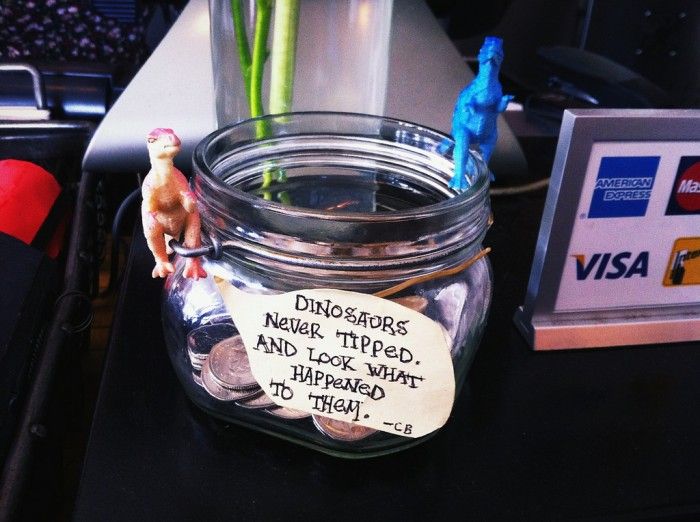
[74, 189, 700, 521]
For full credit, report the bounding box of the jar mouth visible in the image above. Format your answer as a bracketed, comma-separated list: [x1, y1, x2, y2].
[192, 112, 491, 277]
[194, 112, 488, 220]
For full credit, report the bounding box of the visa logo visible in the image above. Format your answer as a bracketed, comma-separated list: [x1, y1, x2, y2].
[572, 251, 649, 280]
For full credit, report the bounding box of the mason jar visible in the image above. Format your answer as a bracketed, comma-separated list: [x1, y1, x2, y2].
[162, 112, 492, 457]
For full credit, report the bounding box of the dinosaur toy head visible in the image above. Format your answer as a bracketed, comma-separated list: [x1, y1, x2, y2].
[477, 36, 504, 67]
[147, 128, 182, 161]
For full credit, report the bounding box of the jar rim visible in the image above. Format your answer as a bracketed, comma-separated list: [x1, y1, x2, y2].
[193, 111, 489, 223]
[191, 112, 491, 278]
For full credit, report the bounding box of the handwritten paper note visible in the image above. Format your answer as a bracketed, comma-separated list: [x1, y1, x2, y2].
[216, 279, 455, 438]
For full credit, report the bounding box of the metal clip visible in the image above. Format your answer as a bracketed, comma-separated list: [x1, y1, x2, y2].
[168, 233, 224, 260]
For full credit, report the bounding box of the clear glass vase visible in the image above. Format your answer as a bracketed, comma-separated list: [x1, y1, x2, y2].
[209, 0, 394, 127]
[209, 0, 253, 126]
[162, 112, 493, 457]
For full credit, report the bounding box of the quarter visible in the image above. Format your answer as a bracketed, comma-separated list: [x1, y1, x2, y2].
[207, 335, 259, 391]
[201, 356, 261, 402]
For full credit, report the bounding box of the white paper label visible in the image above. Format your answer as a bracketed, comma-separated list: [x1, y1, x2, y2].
[216, 279, 455, 438]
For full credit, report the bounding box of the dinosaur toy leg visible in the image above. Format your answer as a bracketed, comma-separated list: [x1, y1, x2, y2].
[182, 211, 207, 280]
[448, 129, 471, 191]
[143, 211, 175, 278]
[479, 132, 498, 164]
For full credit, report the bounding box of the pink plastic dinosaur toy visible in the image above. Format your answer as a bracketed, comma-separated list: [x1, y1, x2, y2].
[141, 128, 207, 280]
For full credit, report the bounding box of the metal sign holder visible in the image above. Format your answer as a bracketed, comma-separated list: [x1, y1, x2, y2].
[514, 109, 700, 350]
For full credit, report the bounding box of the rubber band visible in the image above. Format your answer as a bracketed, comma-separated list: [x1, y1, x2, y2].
[374, 247, 491, 299]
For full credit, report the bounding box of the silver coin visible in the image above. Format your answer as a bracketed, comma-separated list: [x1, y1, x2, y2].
[391, 295, 428, 314]
[207, 336, 259, 391]
[312, 415, 377, 441]
[200, 357, 261, 402]
[208, 371, 260, 394]
[265, 407, 311, 420]
[192, 370, 204, 388]
[236, 391, 277, 409]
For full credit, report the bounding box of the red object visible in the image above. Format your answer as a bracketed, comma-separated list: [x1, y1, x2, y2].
[0, 159, 66, 258]
[674, 160, 700, 212]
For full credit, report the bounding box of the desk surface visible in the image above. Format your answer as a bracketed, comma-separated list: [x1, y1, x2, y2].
[73, 186, 700, 521]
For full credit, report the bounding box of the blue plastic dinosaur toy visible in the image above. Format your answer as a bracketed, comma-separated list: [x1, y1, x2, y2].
[449, 36, 513, 191]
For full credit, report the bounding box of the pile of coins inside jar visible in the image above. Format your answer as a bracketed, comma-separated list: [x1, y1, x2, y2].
[187, 293, 456, 442]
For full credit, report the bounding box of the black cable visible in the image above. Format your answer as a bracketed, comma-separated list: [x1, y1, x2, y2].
[105, 187, 141, 294]
[490, 177, 550, 196]
[54, 290, 94, 334]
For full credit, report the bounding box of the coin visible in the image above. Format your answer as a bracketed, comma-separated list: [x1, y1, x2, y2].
[265, 407, 311, 420]
[391, 295, 428, 314]
[200, 357, 261, 402]
[236, 391, 277, 409]
[312, 415, 377, 441]
[192, 370, 204, 388]
[207, 336, 259, 391]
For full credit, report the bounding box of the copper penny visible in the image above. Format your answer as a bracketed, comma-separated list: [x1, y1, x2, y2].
[312, 415, 377, 441]
[390, 295, 428, 314]
[237, 391, 277, 409]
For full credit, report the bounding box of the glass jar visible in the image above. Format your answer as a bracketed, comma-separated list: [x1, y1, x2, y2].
[162, 112, 492, 457]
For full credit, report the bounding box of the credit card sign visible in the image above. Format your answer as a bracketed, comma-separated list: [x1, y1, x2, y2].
[555, 142, 700, 312]
[515, 110, 700, 350]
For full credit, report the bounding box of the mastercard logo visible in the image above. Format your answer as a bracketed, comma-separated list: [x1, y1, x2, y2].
[666, 157, 700, 215]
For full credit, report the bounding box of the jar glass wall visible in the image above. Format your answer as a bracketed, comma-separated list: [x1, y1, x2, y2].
[162, 113, 493, 457]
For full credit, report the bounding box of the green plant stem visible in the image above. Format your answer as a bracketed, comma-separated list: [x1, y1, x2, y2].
[250, 0, 272, 120]
[261, 168, 274, 188]
[277, 190, 291, 205]
[236, 0, 295, 194]
[269, 0, 300, 114]
[262, 0, 299, 188]
[231, 0, 252, 108]
[251, 0, 273, 193]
